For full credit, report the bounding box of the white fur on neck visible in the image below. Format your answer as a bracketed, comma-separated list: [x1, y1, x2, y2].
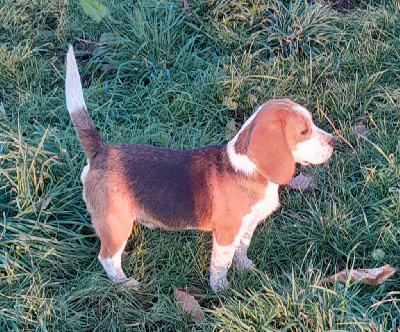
[226, 103, 266, 175]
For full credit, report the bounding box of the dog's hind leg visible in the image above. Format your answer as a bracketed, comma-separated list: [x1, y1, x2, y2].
[95, 213, 140, 288]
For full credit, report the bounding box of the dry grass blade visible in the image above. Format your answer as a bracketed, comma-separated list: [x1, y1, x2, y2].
[74, 37, 102, 46]
[356, 134, 394, 164]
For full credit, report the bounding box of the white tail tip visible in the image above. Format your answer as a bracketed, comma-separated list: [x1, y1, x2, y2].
[65, 45, 87, 113]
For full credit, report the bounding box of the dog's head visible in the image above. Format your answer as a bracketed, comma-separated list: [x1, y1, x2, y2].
[227, 99, 335, 185]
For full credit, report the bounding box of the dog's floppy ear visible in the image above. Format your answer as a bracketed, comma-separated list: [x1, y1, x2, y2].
[246, 112, 295, 185]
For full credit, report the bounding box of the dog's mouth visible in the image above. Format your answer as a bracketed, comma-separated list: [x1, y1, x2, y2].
[295, 152, 333, 166]
[295, 160, 310, 166]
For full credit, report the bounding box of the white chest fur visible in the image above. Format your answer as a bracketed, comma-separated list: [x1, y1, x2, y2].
[241, 182, 280, 229]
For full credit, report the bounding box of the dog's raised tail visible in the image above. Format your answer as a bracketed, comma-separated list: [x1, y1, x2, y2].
[65, 45, 104, 162]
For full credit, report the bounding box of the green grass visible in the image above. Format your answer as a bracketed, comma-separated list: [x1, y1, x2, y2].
[1, 0, 400, 330]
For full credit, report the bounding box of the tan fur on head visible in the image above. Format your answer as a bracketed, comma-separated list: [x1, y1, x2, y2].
[246, 107, 311, 184]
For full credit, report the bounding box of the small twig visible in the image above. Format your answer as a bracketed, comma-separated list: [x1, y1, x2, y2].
[318, 107, 356, 152]
[74, 37, 102, 46]
[257, 18, 267, 27]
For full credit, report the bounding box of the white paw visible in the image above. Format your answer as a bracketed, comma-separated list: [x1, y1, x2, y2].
[210, 276, 229, 292]
[234, 256, 255, 271]
[121, 278, 141, 288]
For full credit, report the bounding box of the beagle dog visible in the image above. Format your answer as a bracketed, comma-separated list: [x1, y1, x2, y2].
[65, 46, 335, 292]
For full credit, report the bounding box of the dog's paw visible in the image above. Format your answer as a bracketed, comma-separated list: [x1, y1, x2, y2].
[234, 257, 255, 271]
[121, 278, 141, 288]
[210, 277, 229, 292]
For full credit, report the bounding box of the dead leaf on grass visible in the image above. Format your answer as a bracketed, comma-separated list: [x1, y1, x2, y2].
[287, 174, 316, 190]
[174, 288, 205, 324]
[353, 114, 367, 136]
[323, 264, 396, 285]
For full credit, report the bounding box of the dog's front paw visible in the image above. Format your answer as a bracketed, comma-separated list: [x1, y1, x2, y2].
[210, 276, 229, 292]
[234, 256, 256, 271]
[121, 278, 141, 288]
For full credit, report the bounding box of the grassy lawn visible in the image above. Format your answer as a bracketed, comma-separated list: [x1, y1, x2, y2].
[1, 0, 399, 330]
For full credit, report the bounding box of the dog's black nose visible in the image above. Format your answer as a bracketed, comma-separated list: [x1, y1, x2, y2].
[328, 136, 337, 146]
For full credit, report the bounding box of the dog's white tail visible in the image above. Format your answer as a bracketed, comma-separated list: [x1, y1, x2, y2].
[65, 45, 104, 162]
[66, 45, 87, 113]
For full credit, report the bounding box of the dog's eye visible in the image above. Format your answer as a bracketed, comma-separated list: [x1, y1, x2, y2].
[301, 128, 309, 135]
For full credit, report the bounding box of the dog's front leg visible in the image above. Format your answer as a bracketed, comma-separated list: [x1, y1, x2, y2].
[209, 234, 237, 292]
[233, 222, 258, 271]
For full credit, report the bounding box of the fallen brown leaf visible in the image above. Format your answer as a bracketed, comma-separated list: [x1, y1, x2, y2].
[353, 114, 367, 136]
[174, 288, 205, 324]
[287, 174, 316, 190]
[323, 264, 396, 285]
